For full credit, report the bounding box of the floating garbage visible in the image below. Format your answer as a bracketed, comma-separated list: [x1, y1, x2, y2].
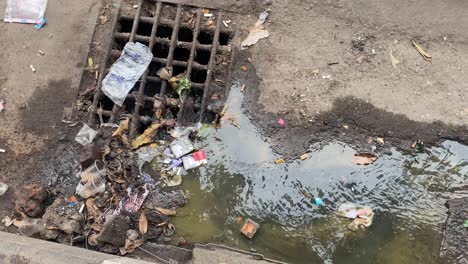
[240, 218, 260, 239]
[337, 203, 374, 231]
[170, 137, 194, 159]
[315, 197, 324, 206]
[75, 124, 98, 146]
[182, 150, 207, 170]
[102, 42, 153, 106]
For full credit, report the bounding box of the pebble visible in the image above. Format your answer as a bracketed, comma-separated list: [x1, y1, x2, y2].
[0, 182, 8, 196]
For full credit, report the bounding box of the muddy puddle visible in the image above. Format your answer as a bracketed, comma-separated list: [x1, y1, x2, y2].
[171, 84, 468, 264]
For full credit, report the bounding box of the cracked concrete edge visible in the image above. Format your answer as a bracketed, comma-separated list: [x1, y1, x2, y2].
[0, 231, 157, 264]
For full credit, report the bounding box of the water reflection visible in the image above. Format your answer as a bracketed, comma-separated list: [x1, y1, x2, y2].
[172, 85, 468, 263]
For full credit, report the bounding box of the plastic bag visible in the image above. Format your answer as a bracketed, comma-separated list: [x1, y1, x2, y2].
[102, 42, 153, 106]
[4, 0, 48, 24]
[75, 124, 98, 146]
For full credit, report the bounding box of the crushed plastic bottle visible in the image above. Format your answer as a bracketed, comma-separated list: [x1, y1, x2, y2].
[101, 42, 153, 106]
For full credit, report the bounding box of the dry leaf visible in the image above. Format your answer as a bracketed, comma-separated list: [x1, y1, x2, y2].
[156, 207, 176, 216]
[112, 118, 129, 137]
[99, 15, 108, 24]
[353, 153, 377, 165]
[240, 66, 248, 71]
[85, 198, 100, 220]
[132, 123, 162, 149]
[139, 211, 148, 235]
[412, 41, 432, 62]
[275, 159, 284, 164]
[120, 237, 145, 255]
[300, 154, 309, 160]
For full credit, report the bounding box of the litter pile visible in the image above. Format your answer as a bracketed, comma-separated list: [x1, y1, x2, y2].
[6, 41, 215, 256]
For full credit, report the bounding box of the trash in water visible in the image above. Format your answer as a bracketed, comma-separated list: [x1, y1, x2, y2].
[34, 18, 46, 29]
[76, 161, 107, 199]
[0, 182, 8, 196]
[300, 153, 309, 160]
[156, 207, 176, 216]
[101, 42, 153, 106]
[315, 197, 324, 206]
[240, 218, 260, 239]
[182, 150, 207, 170]
[277, 118, 285, 127]
[352, 153, 377, 165]
[75, 124, 98, 146]
[170, 138, 194, 159]
[275, 158, 284, 164]
[337, 203, 374, 231]
[2, 216, 13, 227]
[4, 0, 48, 24]
[241, 11, 270, 50]
[412, 41, 432, 62]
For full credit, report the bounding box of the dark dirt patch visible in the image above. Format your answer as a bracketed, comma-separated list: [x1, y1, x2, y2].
[234, 48, 468, 159]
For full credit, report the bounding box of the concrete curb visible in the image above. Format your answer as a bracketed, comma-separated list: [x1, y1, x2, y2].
[0, 231, 156, 264]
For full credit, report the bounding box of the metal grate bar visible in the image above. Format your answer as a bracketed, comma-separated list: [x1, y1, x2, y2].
[158, 4, 183, 97]
[108, 0, 145, 123]
[119, 15, 235, 36]
[114, 33, 231, 52]
[177, 9, 203, 121]
[146, 76, 204, 89]
[199, 11, 223, 122]
[88, 0, 124, 124]
[129, 1, 163, 137]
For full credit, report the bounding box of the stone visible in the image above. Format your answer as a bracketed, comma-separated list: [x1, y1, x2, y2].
[80, 143, 102, 170]
[15, 184, 48, 217]
[97, 215, 130, 247]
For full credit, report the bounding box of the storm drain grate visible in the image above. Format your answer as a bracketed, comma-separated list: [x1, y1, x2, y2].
[88, 0, 235, 136]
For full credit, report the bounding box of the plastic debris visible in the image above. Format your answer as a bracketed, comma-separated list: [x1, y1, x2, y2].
[34, 18, 46, 29]
[2, 216, 13, 227]
[353, 153, 377, 165]
[170, 137, 194, 159]
[275, 158, 284, 164]
[67, 196, 79, 207]
[0, 98, 5, 112]
[389, 51, 400, 67]
[343, 124, 349, 129]
[182, 150, 207, 170]
[277, 118, 285, 127]
[314, 197, 323, 206]
[300, 154, 309, 160]
[0, 149, 5, 153]
[75, 124, 98, 146]
[0, 182, 8, 196]
[76, 161, 107, 199]
[29, 64, 36, 72]
[412, 41, 432, 62]
[4, 0, 48, 24]
[464, 220, 468, 228]
[114, 185, 150, 214]
[241, 11, 270, 50]
[240, 218, 260, 239]
[102, 42, 153, 106]
[136, 145, 159, 173]
[337, 203, 374, 231]
[169, 124, 201, 139]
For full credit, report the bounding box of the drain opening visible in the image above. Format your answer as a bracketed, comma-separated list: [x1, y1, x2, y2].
[156, 25, 173, 39]
[173, 47, 190, 61]
[191, 69, 207, 83]
[195, 49, 211, 65]
[219, 32, 232, 46]
[178, 27, 193, 42]
[198, 31, 213, 44]
[173, 65, 187, 76]
[153, 43, 169, 58]
[98, 97, 115, 111]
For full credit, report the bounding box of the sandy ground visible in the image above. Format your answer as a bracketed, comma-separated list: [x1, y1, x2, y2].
[252, 0, 468, 125]
[0, 0, 100, 217]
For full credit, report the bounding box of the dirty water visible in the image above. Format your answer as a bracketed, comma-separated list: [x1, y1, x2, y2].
[171, 84, 468, 264]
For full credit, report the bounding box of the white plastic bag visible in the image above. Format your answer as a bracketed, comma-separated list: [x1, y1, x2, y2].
[4, 0, 48, 24]
[102, 42, 153, 106]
